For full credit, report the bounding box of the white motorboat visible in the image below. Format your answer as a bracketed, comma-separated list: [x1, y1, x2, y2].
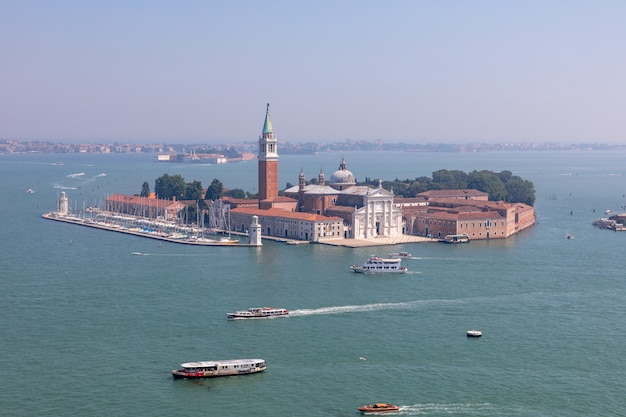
[466, 329, 482, 338]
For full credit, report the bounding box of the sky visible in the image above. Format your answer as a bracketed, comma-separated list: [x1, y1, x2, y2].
[1, 1, 626, 144]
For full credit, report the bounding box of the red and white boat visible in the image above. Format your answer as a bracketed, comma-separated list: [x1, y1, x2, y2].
[227, 307, 289, 319]
[358, 403, 400, 413]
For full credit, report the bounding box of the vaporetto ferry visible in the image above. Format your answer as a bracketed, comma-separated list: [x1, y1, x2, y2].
[227, 307, 289, 319]
[172, 359, 266, 379]
[351, 256, 408, 274]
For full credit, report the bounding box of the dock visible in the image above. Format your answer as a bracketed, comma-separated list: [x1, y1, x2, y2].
[42, 213, 258, 247]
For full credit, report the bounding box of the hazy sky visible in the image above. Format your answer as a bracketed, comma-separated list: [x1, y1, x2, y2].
[2, 1, 625, 144]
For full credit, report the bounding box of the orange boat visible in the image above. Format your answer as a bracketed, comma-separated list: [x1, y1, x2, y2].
[358, 403, 400, 413]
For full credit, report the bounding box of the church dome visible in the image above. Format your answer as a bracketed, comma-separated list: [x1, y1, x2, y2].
[329, 158, 356, 190]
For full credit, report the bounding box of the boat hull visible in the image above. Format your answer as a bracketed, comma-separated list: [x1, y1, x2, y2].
[171, 368, 265, 379]
[351, 266, 407, 274]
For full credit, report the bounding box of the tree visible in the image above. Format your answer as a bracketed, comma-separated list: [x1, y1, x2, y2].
[505, 176, 536, 205]
[224, 188, 247, 199]
[154, 174, 186, 200]
[498, 170, 513, 184]
[432, 169, 468, 189]
[184, 180, 204, 201]
[205, 178, 223, 201]
[467, 170, 508, 201]
[140, 181, 150, 197]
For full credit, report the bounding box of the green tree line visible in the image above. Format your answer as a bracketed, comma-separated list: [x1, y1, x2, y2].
[359, 169, 535, 205]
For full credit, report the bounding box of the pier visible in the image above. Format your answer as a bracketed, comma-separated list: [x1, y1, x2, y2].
[42, 212, 261, 247]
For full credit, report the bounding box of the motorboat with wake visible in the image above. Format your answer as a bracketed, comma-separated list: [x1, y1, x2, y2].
[227, 307, 289, 319]
[358, 403, 400, 413]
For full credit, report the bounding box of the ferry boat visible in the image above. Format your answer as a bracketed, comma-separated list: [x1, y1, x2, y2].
[351, 257, 408, 274]
[358, 403, 400, 413]
[389, 251, 412, 258]
[172, 359, 266, 379]
[227, 307, 289, 319]
[439, 233, 470, 244]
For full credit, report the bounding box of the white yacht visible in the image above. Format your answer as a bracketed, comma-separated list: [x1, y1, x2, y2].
[172, 359, 266, 379]
[351, 257, 408, 274]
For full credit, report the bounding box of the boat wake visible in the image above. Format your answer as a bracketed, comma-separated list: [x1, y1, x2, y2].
[289, 299, 454, 316]
[53, 184, 79, 190]
[398, 402, 531, 416]
[66, 172, 85, 178]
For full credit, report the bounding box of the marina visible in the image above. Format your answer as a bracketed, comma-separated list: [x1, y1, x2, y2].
[42, 211, 253, 246]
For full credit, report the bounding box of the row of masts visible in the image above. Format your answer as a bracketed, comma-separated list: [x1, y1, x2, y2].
[58, 192, 233, 236]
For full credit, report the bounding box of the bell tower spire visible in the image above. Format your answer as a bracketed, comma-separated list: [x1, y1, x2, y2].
[258, 103, 279, 206]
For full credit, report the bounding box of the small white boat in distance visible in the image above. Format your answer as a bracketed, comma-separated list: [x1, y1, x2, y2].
[467, 329, 482, 338]
[440, 233, 470, 243]
[227, 307, 289, 319]
[351, 257, 408, 274]
[389, 251, 412, 258]
[132, 251, 146, 256]
[172, 359, 266, 379]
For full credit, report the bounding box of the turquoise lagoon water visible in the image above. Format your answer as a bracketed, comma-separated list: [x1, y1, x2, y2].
[1, 150, 625, 416]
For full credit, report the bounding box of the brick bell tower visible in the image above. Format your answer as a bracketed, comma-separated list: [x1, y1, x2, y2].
[258, 103, 279, 207]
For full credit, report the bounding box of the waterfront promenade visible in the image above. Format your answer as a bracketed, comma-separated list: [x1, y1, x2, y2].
[318, 235, 435, 247]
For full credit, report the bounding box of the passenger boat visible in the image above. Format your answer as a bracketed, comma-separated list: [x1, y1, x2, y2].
[227, 307, 289, 319]
[389, 251, 412, 258]
[358, 403, 400, 413]
[351, 257, 408, 274]
[440, 233, 470, 243]
[466, 329, 482, 337]
[172, 358, 266, 379]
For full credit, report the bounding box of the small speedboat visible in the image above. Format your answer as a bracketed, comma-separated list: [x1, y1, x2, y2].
[358, 403, 400, 413]
[132, 251, 146, 256]
[389, 251, 412, 258]
[466, 329, 482, 338]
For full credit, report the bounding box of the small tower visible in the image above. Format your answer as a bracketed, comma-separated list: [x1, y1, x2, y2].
[318, 168, 325, 186]
[299, 168, 306, 192]
[258, 103, 279, 206]
[248, 215, 263, 246]
[58, 191, 69, 215]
